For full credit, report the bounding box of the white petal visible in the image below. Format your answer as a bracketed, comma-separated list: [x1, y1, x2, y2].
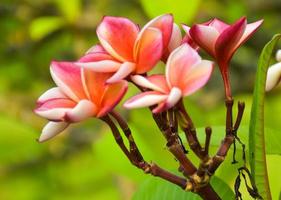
[124, 92, 168, 109]
[165, 87, 182, 109]
[66, 100, 97, 122]
[35, 108, 71, 121]
[75, 60, 121, 72]
[266, 62, 281, 91]
[131, 75, 166, 93]
[276, 50, 281, 62]
[106, 62, 136, 83]
[37, 87, 66, 103]
[38, 122, 69, 143]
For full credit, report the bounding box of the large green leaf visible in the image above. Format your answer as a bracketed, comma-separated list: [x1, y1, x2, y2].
[140, 0, 201, 24]
[133, 176, 234, 200]
[249, 34, 281, 200]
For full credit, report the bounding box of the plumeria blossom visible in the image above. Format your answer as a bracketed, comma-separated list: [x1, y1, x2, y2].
[34, 61, 127, 142]
[266, 50, 281, 91]
[76, 14, 181, 83]
[183, 17, 263, 98]
[124, 44, 213, 113]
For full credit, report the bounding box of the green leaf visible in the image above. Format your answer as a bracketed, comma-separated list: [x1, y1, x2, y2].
[133, 176, 235, 200]
[249, 34, 281, 200]
[140, 0, 201, 24]
[55, 0, 81, 23]
[29, 16, 65, 41]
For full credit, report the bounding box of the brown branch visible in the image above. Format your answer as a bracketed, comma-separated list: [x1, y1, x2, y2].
[101, 114, 188, 190]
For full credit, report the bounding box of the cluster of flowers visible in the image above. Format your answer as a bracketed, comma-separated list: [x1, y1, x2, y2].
[35, 14, 262, 142]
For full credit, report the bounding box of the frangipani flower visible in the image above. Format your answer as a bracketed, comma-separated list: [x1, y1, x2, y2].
[266, 50, 281, 91]
[76, 14, 178, 83]
[124, 44, 213, 113]
[34, 61, 127, 142]
[184, 17, 263, 98]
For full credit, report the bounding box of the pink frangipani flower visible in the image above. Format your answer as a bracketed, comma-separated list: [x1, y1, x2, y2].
[34, 61, 127, 142]
[76, 14, 181, 83]
[124, 44, 213, 113]
[184, 17, 263, 98]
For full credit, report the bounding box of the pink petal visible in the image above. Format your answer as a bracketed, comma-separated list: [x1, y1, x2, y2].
[76, 60, 121, 72]
[85, 44, 107, 54]
[189, 25, 219, 57]
[78, 52, 116, 63]
[163, 23, 182, 60]
[138, 14, 173, 50]
[81, 69, 112, 105]
[152, 87, 182, 113]
[97, 80, 128, 117]
[215, 17, 247, 66]
[234, 19, 263, 51]
[37, 87, 66, 104]
[166, 44, 201, 89]
[181, 24, 199, 51]
[182, 60, 214, 96]
[266, 62, 281, 91]
[134, 27, 163, 74]
[35, 98, 76, 121]
[38, 122, 69, 143]
[124, 91, 168, 109]
[106, 62, 136, 83]
[97, 16, 139, 62]
[65, 100, 97, 122]
[50, 61, 87, 102]
[131, 75, 169, 93]
[209, 18, 229, 33]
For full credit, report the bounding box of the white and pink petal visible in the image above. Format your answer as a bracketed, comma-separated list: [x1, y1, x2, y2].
[50, 61, 87, 102]
[97, 16, 139, 62]
[38, 122, 69, 143]
[124, 91, 167, 109]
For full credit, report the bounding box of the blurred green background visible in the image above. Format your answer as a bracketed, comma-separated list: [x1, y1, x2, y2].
[0, 0, 280, 199]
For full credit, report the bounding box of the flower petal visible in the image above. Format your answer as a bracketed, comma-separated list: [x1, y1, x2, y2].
[97, 16, 139, 62]
[189, 24, 219, 57]
[208, 18, 229, 33]
[81, 69, 111, 105]
[131, 75, 169, 93]
[76, 60, 121, 72]
[35, 98, 76, 121]
[166, 44, 201, 89]
[138, 14, 173, 49]
[38, 122, 69, 143]
[276, 50, 281, 62]
[65, 100, 97, 122]
[78, 52, 116, 63]
[37, 87, 67, 104]
[106, 62, 136, 83]
[152, 87, 182, 113]
[215, 17, 246, 65]
[124, 91, 167, 109]
[163, 23, 182, 60]
[134, 27, 163, 74]
[182, 60, 214, 96]
[266, 62, 281, 91]
[234, 19, 263, 51]
[97, 80, 128, 117]
[85, 44, 107, 54]
[50, 61, 87, 102]
[181, 24, 199, 50]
